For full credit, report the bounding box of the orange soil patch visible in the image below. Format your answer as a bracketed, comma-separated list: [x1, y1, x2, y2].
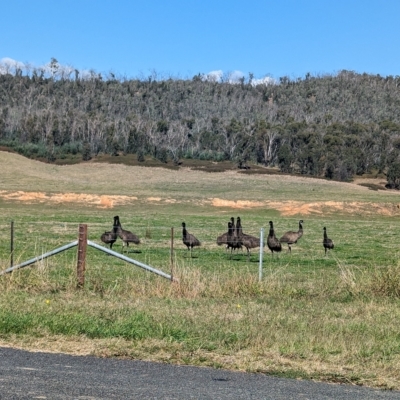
[0, 191, 136, 209]
[1, 191, 399, 216]
[211, 198, 265, 208]
[211, 198, 400, 216]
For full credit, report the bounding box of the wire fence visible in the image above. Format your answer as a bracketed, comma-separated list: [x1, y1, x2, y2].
[0, 219, 269, 277]
[0, 218, 268, 250]
[2, 216, 400, 279]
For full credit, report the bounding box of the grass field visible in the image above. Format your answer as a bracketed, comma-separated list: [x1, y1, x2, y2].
[1, 151, 400, 390]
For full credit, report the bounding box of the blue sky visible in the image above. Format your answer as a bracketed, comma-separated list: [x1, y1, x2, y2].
[2, 0, 400, 81]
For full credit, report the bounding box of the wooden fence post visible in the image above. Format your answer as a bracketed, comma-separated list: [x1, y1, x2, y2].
[77, 224, 87, 288]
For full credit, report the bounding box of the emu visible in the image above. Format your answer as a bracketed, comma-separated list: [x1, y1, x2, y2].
[267, 221, 282, 255]
[217, 222, 230, 249]
[225, 220, 242, 259]
[100, 215, 119, 249]
[323, 227, 334, 255]
[100, 227, 118, 249]
[236, 216, 261, 260]
[114, 215, 140, 253]
[182, 222, 201, 257]
[217, 217, 243, 255]
[280, 220, 303, 253]
[230, 217, 243, 255]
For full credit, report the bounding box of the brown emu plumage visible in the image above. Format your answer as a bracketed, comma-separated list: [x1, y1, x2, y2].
[114, 215, 140, 252]
[217, 228, 229, 247]
[280, 220, 303, 252]
[182, 222, 201, 256]
[100, 225, 118, 249]
[323, 227, 334, 255]
[236, 216, 261, 259]
[226, 221, 241, 258]
[267, 220, 282, 254]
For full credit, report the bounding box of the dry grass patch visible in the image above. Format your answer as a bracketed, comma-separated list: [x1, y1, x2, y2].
[2, 265, 400, 391]
[2, 151, 400, 208]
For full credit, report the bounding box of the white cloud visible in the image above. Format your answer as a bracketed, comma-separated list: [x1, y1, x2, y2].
[0, 57, 25, 74]
[0, 57, 87, 79]
[42, 59, 75, 77]
[79, 69, 95, 80]
[204, 70, 245, 83]
[0, 58, 277, 85]
[251, 76, 276, 86]
[0, 57, 25, 67]
[205, 70, 223, 82]
[227, 70, 245, 83]
[204, 69, 276, 85]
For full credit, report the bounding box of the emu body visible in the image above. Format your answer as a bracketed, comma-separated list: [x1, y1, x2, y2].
[114, 215, 140, 253]
[236, 217, 261, 259]
[280, 220, 303, 252]
[323, 227, 334, 255]
[267, 220, 282, 254]
[182, 222, 201, 257]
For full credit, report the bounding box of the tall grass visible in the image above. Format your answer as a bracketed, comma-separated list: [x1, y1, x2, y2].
[1, 257, 400, 388]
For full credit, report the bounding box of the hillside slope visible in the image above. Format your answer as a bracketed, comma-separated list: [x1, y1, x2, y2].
[1, 151, 399, 216]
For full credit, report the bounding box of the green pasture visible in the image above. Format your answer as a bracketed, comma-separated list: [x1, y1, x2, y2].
[1, 200, 399, 281]
[1, 153, 400, 390]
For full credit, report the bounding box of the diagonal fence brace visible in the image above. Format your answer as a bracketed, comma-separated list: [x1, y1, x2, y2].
[0, 237, 174, 282]
[0, 240, 79, 275]
[87, 240, 173, 280]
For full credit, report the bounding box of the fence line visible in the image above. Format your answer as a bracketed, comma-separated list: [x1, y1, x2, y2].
[0, 240, 78, 275]
[0, 222, 267, 283]
[87, 240, 173, 280]
[0, 239, 173, 282]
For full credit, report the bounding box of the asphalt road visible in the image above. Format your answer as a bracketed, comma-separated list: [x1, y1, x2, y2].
[0, 347, 399, 399]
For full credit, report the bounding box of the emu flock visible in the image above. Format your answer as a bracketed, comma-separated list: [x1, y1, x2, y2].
[101, 216, 334, 258]
[101, 215, 140, 253]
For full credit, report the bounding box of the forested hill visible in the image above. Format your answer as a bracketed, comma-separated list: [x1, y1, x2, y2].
[1, 69, 400, 184]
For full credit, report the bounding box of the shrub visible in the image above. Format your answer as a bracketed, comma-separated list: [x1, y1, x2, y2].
[156, 148, 168, 163]
[366, 265, 400, 297]
[137, 149, 145, 162]
[82, 142, 92, 161]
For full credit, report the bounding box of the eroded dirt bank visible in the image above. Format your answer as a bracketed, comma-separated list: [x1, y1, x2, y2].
[1, 190, 400, 216]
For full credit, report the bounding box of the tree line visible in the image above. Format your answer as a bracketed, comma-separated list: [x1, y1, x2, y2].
[1, 61, 400, 185]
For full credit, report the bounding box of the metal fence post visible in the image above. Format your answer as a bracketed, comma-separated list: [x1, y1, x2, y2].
[77, 224, 88, 288]
[10, 220, 14, 268]
[259, 227, 264, 282]
[170, 227, 174, 282]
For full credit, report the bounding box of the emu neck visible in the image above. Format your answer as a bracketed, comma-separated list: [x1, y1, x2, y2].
[269, 228, 274, 237]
